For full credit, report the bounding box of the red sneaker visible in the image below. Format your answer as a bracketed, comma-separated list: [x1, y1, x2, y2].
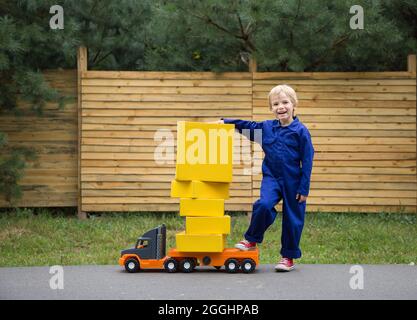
[275, 257, 295, 272]
[235, 239, 257, 251]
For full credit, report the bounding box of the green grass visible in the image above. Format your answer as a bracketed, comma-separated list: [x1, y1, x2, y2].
[0, 208, 416, 267]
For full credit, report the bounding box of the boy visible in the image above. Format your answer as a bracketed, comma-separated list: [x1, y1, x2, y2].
[217, 84, 314, 272]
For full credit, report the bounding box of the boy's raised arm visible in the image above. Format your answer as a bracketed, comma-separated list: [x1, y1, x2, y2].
[221, 118, 264, 142]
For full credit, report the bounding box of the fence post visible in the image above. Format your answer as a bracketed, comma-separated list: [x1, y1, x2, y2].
[249, 57, 257, 73]
[248, 56, 257, 220]
[408, 54, 416, 75]
[410, 54, 417, 183]
[77, 47, 87, 219]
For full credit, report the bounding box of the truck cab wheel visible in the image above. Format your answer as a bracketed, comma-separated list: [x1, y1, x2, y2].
[241, 259, 256, 273]
[180, 258, 195, 273]
[124, 258, 140, 273]
[225, 258, 239, 273]
[164, 258, 179, 273]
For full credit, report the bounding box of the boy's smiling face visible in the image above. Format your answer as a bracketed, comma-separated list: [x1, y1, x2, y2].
[270, 91, 295, 125]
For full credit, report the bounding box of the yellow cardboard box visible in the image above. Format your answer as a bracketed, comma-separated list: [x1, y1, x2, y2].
[179, 198, 224, 217]
[176, 232, 226, 252]
[186, 216, 231, 235]
[170, 180, 230, 199]
[176, 121, 234, 182]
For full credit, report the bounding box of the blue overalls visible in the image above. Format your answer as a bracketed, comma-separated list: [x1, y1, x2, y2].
[222, 117, 314, 259]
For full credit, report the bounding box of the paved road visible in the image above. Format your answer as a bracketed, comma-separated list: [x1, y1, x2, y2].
[0, 264, 416, 300]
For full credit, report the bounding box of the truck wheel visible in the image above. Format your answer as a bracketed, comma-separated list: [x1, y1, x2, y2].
[241, 259, 256, 273]
[164, 258, 178, 273]
[180, 258, 195, 273]
[125, 258, 140, 273]
[225, 258, 239, 273]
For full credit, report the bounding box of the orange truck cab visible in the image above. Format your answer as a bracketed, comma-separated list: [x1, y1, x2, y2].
[119, 224, 259, 273]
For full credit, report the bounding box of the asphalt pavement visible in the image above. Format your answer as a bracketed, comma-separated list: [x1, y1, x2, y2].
[0, 264, 416, 300]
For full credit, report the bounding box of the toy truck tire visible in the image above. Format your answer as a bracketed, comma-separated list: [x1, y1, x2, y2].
[241, 259, 256, 273]
[224, 258, 239, 273]
[125, 258, 140, 273]
[179, 258, 195, 273]
[164, 258, 179, 273]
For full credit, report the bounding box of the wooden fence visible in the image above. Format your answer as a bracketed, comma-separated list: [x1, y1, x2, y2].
[0, 70, 78, 207]
[0, 50, 415, 214]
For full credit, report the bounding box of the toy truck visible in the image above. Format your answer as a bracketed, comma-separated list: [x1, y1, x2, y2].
[119, 224, 259, 273]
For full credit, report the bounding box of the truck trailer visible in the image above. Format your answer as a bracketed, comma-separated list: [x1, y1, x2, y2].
[119, 224, 259, 273]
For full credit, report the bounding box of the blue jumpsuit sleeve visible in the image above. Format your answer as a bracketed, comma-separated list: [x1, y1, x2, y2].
[297, 128, 314, 196]
[221, 118, 263, 142]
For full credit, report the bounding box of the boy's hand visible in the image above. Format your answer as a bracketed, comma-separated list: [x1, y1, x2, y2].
[207, 119, 224, 124]
[296, 194, 307, 203]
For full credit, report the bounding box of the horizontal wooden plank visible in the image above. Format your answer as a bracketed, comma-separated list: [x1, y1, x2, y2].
[306, 123, 416, 130]
[82, 189, 250, 197]
[81, 203, 252, 212]
[287, 204, 416, 213]
[18, 176, 77, 184]
[253, 79, 417, 86]
[80, 203, 416, 213]
[81, 117, 240, 125]
[82, 93, 252, 102]
[306, 205, 416, 213]
[308, 130, 416, 138]
[24, 169, 77, 177]
[311, 167, 415, 175]
[253, 71, 415, 80]
[7, 132, 77, 142]
[82, 86, 252, 95]
[252, 174, 416, 182]
[302, 160, 417, 168]
[82, 101, 252, 110]
[81, 167, 251, 175]
[81, 195, 415, 205]
[82, 71, 253, 80]
[82, 196, 252, 204]
[81, 174, 251, 183]
[82, 181, 251, 190]
[82, 109, 251, 117]
[302, 197, 416, 206]
[253, 84, 416, 93]
[81, 124, 177, 131]
[294, 115, 416, 123]
[83, 79, 252, 87]
[311, 137, 416, 145]
[312, 145, 416, 152]
[0, 199, 77, 207]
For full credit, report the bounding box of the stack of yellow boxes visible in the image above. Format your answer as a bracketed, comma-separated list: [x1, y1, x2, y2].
[171, 121, 235, 252]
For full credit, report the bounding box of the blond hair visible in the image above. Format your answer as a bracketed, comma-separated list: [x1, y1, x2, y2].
[268, 84, 298, 109]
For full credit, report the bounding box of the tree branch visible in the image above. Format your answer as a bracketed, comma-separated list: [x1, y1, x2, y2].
[306, 34, 350, 70]
[177, 6, 256, 52]
[94, 51, 113, 66]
